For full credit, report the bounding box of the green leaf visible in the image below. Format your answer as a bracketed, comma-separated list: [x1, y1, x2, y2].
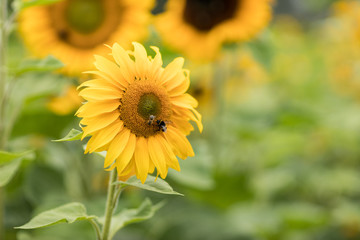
[0, 150, 32, 164]
[15, 202, 96, 229]
[114, 176, 183, 196]
[14, 0, 63, 10]
[99, 198, 164, 239]
[15, 56, 64, 76]
[0, 150, 34, 187]
[0, 159, 22, 187]
[53, 129, 83, 142]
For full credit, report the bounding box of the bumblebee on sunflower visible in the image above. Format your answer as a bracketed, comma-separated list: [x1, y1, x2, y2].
[77, 42, 202, 183]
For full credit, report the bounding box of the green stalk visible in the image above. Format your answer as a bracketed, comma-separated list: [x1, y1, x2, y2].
[0, 0, 7, 150]
[101, 169, 118, 240]
[0, 1, 8, 238]
[0, 188, 3, 240]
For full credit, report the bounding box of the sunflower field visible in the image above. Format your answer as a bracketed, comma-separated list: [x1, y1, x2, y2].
[1, 0, 360, 239]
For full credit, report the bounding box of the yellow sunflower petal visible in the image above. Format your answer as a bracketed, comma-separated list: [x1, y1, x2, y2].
[76, 100, 120, 118]
[118, 159, 136, 181]
[159, 57, 184, 84]
[132, 42, 150, 78]
[79, 87, 122, 101]
[104, 128, 131, 168]
[165, 126, 194, 159]
[171, 115, 194, 135]
[149, 46, 163, 80]
[115, 133, 136, 174]
[134, 137, 150, 183]
[147, 136, 168, 178]
[80, 111, 120, 139]
[171, 93, 198, 108]
[85, 120, 123, 153]
[94, 55, 128, 86]
[111, 43, 136, 83]
[78, 79, 123, 92]
[148, 158, 155, 174]
[157, 134, 180, 171]
[167, 70, 190, 96]
[173, 107, 203, 133]
[84, 70, 127, 90]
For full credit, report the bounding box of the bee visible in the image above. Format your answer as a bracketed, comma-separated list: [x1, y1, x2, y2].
[147, 115, 169, 132]
[156, 120, 167, 132]
[148, 115, 156, 125]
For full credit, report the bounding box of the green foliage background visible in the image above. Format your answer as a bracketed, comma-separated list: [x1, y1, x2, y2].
[2, 0, 360, 240]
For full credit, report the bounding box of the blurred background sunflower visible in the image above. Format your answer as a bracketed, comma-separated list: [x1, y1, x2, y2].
[18, 0, 154, 76]
[154, 0, 272, 61]
[18, 0, 154, 115]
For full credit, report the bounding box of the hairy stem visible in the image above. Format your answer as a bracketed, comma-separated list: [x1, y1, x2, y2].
[112, 185, 123, 210]
[101, 169, 117, 240]
[89, 218, 102, 240]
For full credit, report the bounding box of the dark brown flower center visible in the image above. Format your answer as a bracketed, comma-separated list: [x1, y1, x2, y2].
[183, 0, 239, 32]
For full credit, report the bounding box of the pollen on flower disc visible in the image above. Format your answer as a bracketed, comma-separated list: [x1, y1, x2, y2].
[119, 80, 172, 137]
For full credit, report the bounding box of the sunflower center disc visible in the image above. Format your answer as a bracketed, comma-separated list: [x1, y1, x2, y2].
[183, 0, 239, 31]
[120, 80, 172, 137]
[65, 0, 104, 34]
[138, 93, 162, 119]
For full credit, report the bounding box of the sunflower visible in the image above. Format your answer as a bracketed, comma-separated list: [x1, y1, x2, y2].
[18, 0, 153, 76]
[155, 0, 272, 61]
[76, 42, 203, 183]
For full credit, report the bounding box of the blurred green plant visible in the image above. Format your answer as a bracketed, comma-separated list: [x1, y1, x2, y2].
[2, 0, 360, 240]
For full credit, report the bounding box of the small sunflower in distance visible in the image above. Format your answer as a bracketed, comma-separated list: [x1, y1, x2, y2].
[155, 0, 272, 61]
[18, 0, 153, 76]
[76, 42, 203, 183]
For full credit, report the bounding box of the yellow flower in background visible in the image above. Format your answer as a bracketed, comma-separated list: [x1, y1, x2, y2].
[76, 42, 203, 183]
[320, 1, 360, 99]
[187, 63, 215, 117]
[155, 0, 272, 61]
[47, 86, 83, 115]
[225, 48, 268, 106]
[332, 0, 360, 42]
[270, 15, 311, 84]
[18, 0, 153, 76]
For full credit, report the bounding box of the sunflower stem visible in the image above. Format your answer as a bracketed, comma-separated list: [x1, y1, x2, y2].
[0, 0, 8, 238]
[112, 185, 123, 210]
[0, 0, 8, 150]
[0, 188, 3, 240]
[101, 169, 118, 240]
